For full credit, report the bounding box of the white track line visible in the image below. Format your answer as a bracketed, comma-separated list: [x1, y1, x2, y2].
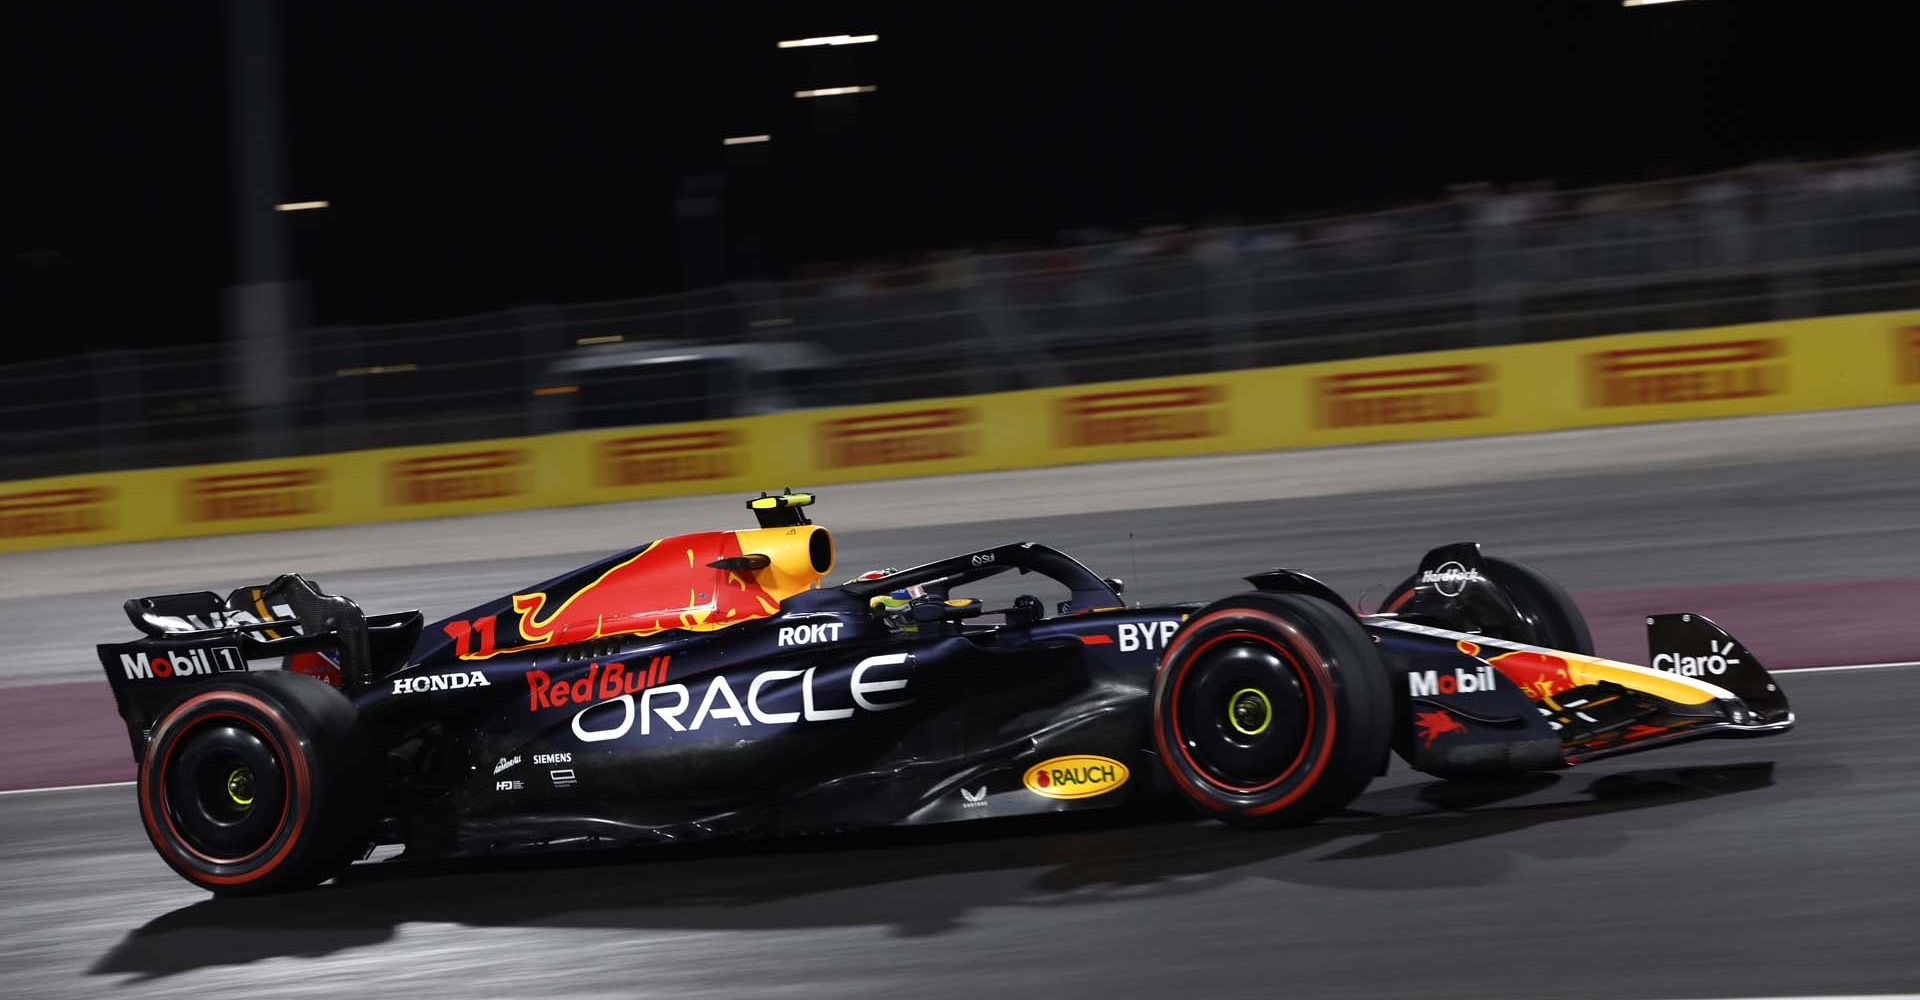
[1644, 995, 1920, 1000]
[1779, 660, 1920, 674]
[0, 779, 134, 797]
[0, 660, 1913, 798]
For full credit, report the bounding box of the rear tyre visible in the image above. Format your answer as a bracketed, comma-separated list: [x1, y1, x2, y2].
[1152, 592, 1393, 827]
[1382, 555, 1594, 655]
[138, 671, 371, 895]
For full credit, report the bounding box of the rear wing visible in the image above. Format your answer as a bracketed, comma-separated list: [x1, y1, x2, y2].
[97, 574, 421, 759]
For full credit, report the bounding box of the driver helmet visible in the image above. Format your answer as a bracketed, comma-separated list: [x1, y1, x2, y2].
[847, 568, 927, 610]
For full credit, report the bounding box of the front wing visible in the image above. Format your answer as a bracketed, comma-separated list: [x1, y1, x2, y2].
[1365, 614, 1793, 777]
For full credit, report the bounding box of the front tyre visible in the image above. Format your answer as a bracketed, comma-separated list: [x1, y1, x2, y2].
[1381, 555, 1594, 655]
[1152, 592, 1392, 827]
[138, 671, 370, 895]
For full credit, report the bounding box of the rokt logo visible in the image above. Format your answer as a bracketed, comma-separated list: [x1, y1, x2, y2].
[388, 450, 525, 505]
[1055, 385, 1226, 447]
[1315, 365, 1495, 429]
[1587, 339, 1785, 407]
[819, 409, 975, 468]
[778, 622, 845, 646]
[1022, 754, 1130, 800]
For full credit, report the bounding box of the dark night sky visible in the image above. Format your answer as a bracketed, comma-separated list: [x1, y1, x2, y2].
[2, 1, 1911, 362]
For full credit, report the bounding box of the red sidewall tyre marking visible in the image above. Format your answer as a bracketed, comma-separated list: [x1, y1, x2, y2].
[154, 710, 291, 867]
[139, 690, 313, 887]
[1167, 631, 1316, 794]
[1155, 607, 1341, 817]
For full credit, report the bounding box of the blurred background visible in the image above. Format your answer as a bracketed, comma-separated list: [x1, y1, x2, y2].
[3, 0, 1916, 477]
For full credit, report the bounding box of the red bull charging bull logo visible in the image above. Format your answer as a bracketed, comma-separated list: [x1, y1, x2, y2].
[510, 531, 784, 647]
[1486, 649, 1578, 701]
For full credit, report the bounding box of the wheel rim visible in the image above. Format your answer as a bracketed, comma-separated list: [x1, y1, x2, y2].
[1173, 635, 1313, 791]
[226, 766, 255, 807]
[162, 719, 287, 862]
[1227, 687, 1273, 736]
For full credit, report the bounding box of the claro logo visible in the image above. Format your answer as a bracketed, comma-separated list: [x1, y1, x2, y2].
[597, 430, 742, 487]
[1652, 638, 1744, 678]
[819, 409, 975, 468]
[1587, 339, 1786, 407]
[0, 486, 113, 539]
[1316, 365, 1495, 428]
[1055, 386, 1226, 447]
[1022, 754, 1130, 800]
[184, 469, 324, 522]
[388, 450, 526, 505]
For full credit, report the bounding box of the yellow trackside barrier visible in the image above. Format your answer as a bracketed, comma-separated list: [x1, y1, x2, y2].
[5, 309, 1920, 553]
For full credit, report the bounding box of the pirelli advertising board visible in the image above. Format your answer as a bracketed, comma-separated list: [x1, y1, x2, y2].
[4, 309, 1919, 552]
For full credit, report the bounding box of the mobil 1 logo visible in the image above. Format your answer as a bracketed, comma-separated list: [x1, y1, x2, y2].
[119, 646, 246, 681]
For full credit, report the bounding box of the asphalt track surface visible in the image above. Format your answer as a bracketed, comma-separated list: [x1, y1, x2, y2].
[4, 665, 1916, 1000]
[3, 407, 1920, 998]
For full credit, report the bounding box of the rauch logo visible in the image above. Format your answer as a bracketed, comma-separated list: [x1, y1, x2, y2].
[388, 450, 526, 505]
[819, 409, 975, 468]
[1315, 365, 1495, 428]
[1022, 754, 1130, 800]
[1055, 385, 1226, 447]
[185, 469, 324, 522]
[0, 486, 112, 540]
[1587, 339, 1785, 407]
[597, 430, 742, 487]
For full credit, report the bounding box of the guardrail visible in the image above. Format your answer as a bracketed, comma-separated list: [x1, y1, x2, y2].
[5, 152, 1920, 481]
[6, 309, 1917, 553]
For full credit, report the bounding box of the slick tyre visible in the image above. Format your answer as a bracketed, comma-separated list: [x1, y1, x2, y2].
[138, 671, 372, 895]
[1151, 592, 1392, 827]
[1383, 555, 1594, 656]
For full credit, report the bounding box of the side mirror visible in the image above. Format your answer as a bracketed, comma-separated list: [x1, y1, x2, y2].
[1102, 577, 1126, 596]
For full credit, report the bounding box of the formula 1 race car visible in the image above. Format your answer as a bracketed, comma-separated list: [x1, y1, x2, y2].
[97, 491, 1794, 894]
